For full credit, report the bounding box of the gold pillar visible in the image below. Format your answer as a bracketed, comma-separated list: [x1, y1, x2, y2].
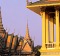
[59, 15, 60, 44]
[41, 11, 46, 50]
[55, 8, 59, 48]
[49, 17, 54, 43]
[46, 13, 49, 43]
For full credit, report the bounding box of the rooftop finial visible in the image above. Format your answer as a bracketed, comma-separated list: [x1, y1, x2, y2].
[30, 0, 32, 2]
[27, 19, 28, 27]
[24, 19, 30, 40]
[26, 0, 29, 5]
[8, 28, 10, 33]
[12, 29, 15, 34]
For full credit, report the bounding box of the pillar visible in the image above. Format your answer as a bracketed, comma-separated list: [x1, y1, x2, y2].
[49, 17, 54, 43]
[46, 13, 49, 43]
[41, 10, 46, 50]
[55, 8, 59, 48]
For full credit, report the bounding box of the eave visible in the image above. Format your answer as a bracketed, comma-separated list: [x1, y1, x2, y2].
[26, 2, 60, 15]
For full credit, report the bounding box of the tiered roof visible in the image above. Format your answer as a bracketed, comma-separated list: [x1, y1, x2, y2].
[0, 7, 5, 35]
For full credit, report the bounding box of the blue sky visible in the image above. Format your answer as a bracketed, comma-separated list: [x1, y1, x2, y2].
[0, 0, 42, 46]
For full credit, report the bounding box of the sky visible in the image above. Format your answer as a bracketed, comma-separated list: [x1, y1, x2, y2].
[0, 0, 42, 46]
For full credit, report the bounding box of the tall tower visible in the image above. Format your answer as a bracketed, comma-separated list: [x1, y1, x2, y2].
[27, 0, 60, 56]
[0, 7, 5, 36]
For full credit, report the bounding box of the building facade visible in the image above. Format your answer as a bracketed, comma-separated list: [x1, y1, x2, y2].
[26, 0, 60, 56]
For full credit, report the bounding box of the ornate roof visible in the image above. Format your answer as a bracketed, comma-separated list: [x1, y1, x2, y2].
[22, 22, 34, 52]
[27, 0, 60, 6]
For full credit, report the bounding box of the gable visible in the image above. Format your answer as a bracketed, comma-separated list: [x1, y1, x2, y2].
[22, 42, 32, 52]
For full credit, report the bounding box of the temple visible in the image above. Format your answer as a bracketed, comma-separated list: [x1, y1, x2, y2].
[6, 20, 34, 55]
[0, 7, 35, 56]
[22, 22, 34, 52]
[17, 22, 34, 53]
[26, 0, 60, 56]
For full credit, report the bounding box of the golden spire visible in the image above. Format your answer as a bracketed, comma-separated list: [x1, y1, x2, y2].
[24, 20, 30, 40]
[0, 7, 2, 23]
[0, 7, 5, 36]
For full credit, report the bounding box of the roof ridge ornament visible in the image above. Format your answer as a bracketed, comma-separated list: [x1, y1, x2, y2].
[26, 0, 29, 5]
